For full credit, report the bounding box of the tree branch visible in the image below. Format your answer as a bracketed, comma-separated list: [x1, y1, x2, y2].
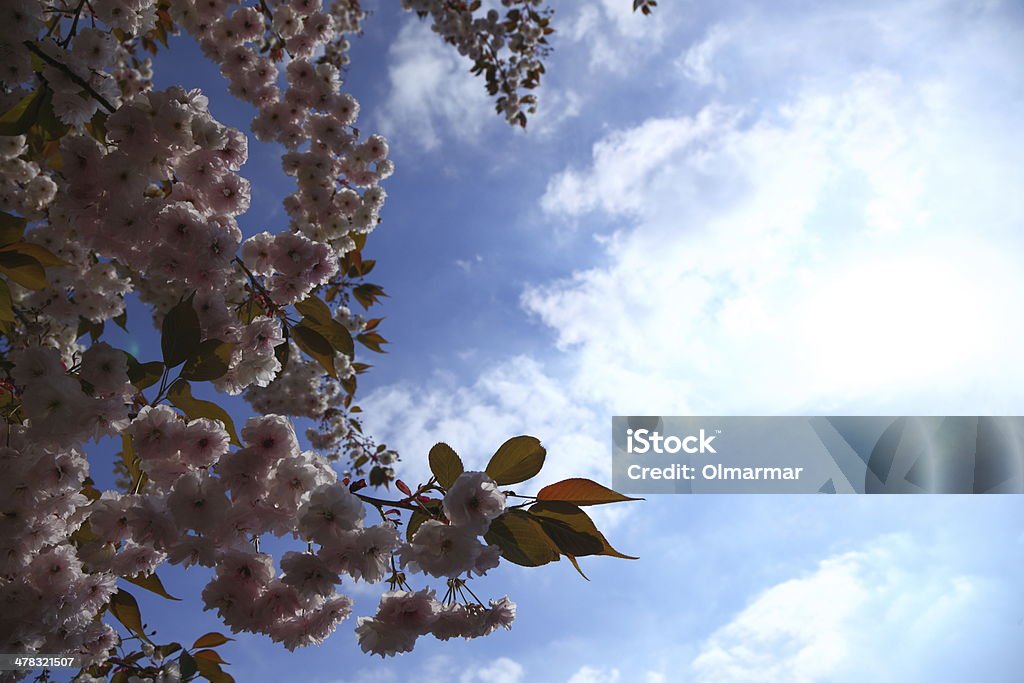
[23, 40, 117, 113]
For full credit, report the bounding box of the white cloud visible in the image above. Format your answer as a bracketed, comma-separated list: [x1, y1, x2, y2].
[540, 105, 738, 217]
[360, 356, 606, 489]
[377, 20, 491, 151]
[562, 0, 675, 74]
[678, 25, 732, 88]
[527, 47, 1024, 415]
[689, 535, 982, 683]
[459, 657, 525, 683]
[566, 666, 621, 683]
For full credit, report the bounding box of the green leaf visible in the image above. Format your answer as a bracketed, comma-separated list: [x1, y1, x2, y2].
[80, 477, 101, 502]
[0, 212, 26, 246]
[120, 433, 145, 493]
[109, 589, 151, 642]
[536, 478, 642, 506]
[156, 642, 182, 659]
[0, 279, 13, 324]
[192, 632, 234, 649]
[274, 339, 289, 370]
[485, 436, 546, 486]
[126, 355, 164, 391]
[529, 501, 637, 560]
[179, 652, 198, 680]
[369, 465, 389, 487]
[484, 510, 560, 567]
[121, 571, 180, 601]
[0, 88, 44, 137]
[195, 655, 235, 683]
[304, 316, 354, 358]
[113, 309, 128, 331]
[76, 317, 104, 343]
[194, 649, 228, 665]
[181, 339, 233, 381]
[0, 251, 47, 290]
[86, 110, 108, 143]
[35, 87, 67, 140]
[565, 554, 590, 581]
[161, 294, 201, 368]
[406, 509, 430, 542]
[292, 322, 337, 378]
[167, 379, 240, 445]
[295, 296, 332, 325]
[356, 331, 388, 354]
[0, 241, 69, 267]
[428, 442, 464, 489]
[528, 509, 604, 558]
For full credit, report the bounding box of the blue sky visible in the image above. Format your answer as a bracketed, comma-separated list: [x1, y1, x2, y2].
[107, 0, 1024, 680]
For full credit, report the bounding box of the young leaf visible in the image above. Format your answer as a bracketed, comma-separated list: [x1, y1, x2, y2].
[0, 241, 69, 266]
[484, 510, 560, 567]
[292, 322, 337, 378]
[274, 340, 290, 370]
[156, 643, 183, 659]
[536, 478, 642, 506]
[295, 296, 332, 325]
[125, 355, 164, 391]
[0, 212, 27, 246]
[121, 572, 181, 601]
[0, 252, 47, 290]
[0, 87, 44, 136]
[406, 509, 430, 541]
[109, 589, 150, 642]
[161, 294, 201, 368]
[195, 656, 235, 683]
[302, 316, 354, 358]
[179, 652, 198, 680]
[0, 279, 14, 324]
[428, 442, 464, 489]
[120, 434, 145, 494]
[485, 436, 546, 486]
[194, 649, 228, 665]
[565, 555, 591, 580]
[356, 331, 387, 354]
[529, 501, 637, 560]
[167, 379, 240, 445]
[192, 632, 234, 649]
[181, 340, 233, 381]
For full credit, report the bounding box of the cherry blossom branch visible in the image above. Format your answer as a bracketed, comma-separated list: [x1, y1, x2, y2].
[22, 40, 117, 113]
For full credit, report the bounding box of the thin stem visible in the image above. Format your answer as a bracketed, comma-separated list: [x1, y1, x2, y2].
[59, 0, 88, 48]
[354, 492, 418, 512]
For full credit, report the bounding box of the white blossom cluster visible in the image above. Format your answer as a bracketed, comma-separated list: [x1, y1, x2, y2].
[0, 0, 568, 671]
[0, 345, 132, 665]
[167, 0, 394, 257]
[0, 134, 57, 216]
[355, 470, 514, 657]
[1, 343, 517, 662]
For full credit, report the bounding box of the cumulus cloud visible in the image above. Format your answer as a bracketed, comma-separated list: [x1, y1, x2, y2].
[566, 666, 621, 683]
[360, 356, 605, 488]
[377, 20, 491, 151]
[459, 657, 525, 683]
[527, 13, 1024, 415]
[688, 534, 1009, 682]
[562, 0, 676, 74]
[678, 25, 732, 88]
